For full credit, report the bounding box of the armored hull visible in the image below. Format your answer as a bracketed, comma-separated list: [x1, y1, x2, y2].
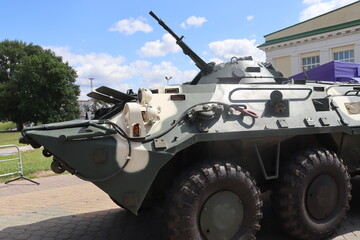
[21, 11, 360, 240]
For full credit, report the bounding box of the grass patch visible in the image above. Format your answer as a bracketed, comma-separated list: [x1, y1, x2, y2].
[0, 131, 68, 183]
[0, 122, 16, 131]
[0, 131, 26, 146]
[0, 148, 61, 183]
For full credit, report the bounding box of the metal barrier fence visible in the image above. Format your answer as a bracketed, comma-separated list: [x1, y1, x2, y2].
[0, 145, 39, 184]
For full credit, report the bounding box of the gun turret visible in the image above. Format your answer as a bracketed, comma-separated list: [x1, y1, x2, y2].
[149, 11, 213, 75]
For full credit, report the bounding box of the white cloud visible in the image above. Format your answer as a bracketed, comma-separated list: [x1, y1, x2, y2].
[109, 17, 153, 35]
[48, 46, 130, 81]
[180, 16, 207, 29]
[138, 33, 181, 58]
[300, 0, 358, 21]
[246, 16, 254, 21]
[208, 39, 266, 62]
[47, 46, 141, 98]
[51, 46, 126, 67]
[45, 46, 197, 99]
[140, 61, 198, 86]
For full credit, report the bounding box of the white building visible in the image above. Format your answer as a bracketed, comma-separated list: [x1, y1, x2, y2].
[258, 1, 360, 77]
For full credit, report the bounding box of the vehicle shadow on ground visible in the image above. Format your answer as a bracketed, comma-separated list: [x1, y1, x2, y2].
[1, 207, 165, 240]
[0, 201, 292, 240]
[2, 177, 360, 240]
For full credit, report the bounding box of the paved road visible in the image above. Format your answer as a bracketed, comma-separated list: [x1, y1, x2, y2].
[0, 174, 360, 240]
[0, 145, 34, 155]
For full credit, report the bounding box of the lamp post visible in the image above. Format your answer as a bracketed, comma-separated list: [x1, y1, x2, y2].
[165, 76, 172, 85]
[89, 77, 94, 92]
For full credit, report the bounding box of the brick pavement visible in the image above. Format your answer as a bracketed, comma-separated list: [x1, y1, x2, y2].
[0, 174, 360, 240]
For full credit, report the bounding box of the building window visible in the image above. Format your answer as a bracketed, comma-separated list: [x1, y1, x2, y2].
[334, 50, 354, 62]
[302, 56, 320, 71]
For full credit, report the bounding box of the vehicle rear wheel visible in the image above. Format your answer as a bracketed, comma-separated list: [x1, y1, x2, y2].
[166, 161, 262, 240]
[274, 148, 351, 240]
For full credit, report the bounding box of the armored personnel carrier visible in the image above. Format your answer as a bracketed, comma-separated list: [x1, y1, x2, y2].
[20, 11, 360, 240]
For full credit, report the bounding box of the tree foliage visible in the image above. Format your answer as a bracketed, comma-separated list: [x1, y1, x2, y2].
[0, 40, 80, 130]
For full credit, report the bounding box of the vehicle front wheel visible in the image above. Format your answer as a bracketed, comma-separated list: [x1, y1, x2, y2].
[274, 148, 351, 240]
[166, 161, 262, 240]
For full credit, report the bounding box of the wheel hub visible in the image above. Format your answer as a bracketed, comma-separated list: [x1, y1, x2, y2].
[306, 174, 338, 220]
[200, 191, 243, 240]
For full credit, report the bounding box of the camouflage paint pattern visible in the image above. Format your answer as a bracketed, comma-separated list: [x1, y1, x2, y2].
[21, 59, 360, 214]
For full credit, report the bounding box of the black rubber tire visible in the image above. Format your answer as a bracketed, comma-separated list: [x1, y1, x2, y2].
[50, 160, 65, 174]
[273, 148, 351, 240]
[165, 161, 263, 240]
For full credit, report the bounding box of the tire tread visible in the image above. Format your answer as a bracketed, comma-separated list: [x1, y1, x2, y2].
[274, 148, 351, 240]
[166, 161, 262, 240]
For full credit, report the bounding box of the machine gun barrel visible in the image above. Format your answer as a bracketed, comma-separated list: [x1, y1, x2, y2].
[149, 11, 212, 74]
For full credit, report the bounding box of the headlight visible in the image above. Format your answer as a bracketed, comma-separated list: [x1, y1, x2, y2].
[142, 105, 159, 124]
[138, 88, 152, 105]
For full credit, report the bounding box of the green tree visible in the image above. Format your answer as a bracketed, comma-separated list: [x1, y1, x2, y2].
[0, 40, 42, 83]
[0, 40, 80, 130]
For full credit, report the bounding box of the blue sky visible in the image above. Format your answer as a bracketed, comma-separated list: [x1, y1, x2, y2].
[1, 0, 358, 98]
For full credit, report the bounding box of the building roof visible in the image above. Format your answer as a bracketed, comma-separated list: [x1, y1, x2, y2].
[258, 1, 360, 48]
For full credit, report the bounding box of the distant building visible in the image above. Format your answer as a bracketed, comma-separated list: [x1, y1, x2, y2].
[78, 100, 94, 119]
[258, 1, 360, 77]
[78, 99, 112, 119]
